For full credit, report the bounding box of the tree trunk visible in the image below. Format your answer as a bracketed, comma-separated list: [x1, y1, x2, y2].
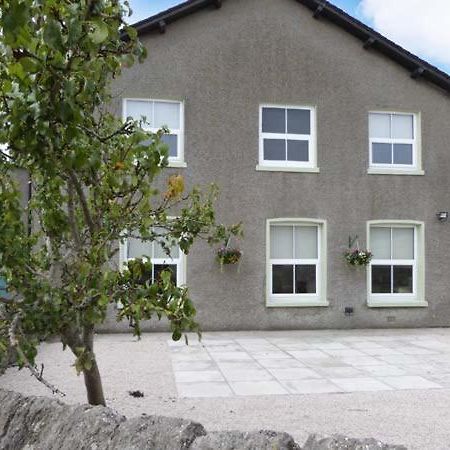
[82, 325, 106, 406]
[83, 357, 106, 406]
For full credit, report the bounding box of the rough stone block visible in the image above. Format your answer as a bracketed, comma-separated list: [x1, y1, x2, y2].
[190, 429, 301, 450]
[303, 434, 407, 450]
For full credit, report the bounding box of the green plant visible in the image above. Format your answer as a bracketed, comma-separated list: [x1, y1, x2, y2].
[217, 247, 242, 265]
[0, 0, 241, 406]
[345, 236, 372, 267]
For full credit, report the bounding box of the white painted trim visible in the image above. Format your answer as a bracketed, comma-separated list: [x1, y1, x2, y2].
[267, 300, 329, 308]
[366, 220, 426, 308]
[258, 104, 318, 171]
[122, 98, 186, 166]
[367, 300, 428, 308]
[266, 218, 327, 307]
[368, 168, 424, 176]
[256, 165, 320, 173]
[368, 111, 422, 174]
[168, 161, 188, 168]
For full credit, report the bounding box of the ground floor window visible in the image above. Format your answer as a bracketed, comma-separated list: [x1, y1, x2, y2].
[266, 219, 327, 307]
[367, 221, 426, 307]
[120, 231, 186, 287]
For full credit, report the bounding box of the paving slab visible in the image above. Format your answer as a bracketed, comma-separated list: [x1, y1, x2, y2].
[2, 328, 450, 450]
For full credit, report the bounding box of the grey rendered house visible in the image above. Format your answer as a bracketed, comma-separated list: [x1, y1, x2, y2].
[104, 0, 450, 331]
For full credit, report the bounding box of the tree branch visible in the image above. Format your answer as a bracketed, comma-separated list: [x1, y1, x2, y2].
[9, 314, 65, 397]
[67, 170, 96, 236]
[67, 180, 82, 249]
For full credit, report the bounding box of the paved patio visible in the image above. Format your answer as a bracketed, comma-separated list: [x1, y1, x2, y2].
[169, 331, 448, 397]
[2, 328, 450, 449]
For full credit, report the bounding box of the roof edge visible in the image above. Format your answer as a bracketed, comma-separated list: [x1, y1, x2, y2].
[131, 0, 221, 35]
[297, 0, 450, 93]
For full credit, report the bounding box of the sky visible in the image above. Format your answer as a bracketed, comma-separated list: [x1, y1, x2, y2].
[128, 0, 450, 74]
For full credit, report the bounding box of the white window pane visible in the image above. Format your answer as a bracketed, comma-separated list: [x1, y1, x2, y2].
[369, 113, 390, 138]
[128, 237, 153, 259]
[153, 226, 180, 259]
[154, 101, 180, 130]
[392, 228, 414, 259]
[154, 240, 179, 259]
[125, 100, 153, 124]
[270, 226, 293, 259]
[392, 114, 413, 139]
[371, 227, 391, 259]
[294, 226, 318, 259]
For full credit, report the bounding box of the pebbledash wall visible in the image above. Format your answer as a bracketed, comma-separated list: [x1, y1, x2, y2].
[101, 0, 450, 332]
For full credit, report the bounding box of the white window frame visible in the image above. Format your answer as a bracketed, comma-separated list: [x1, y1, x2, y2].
[266, 218, 328, 307]
[119, 232, 186, 287]
[368, 111, 423, 175]
[257, 104, 319, 173]
[367, 220, 426, 307]
[122, 98, 186, 168]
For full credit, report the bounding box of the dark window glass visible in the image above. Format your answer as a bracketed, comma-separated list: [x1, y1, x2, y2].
[393, 144, 413, 165]
[372, 143, 392, 164]
[372, 265, 391, 293]
[264, 139, 286, 160]
[287, 109, 310, 134]
[262, 108, 285, 133]
[154, 264, 177, 284]
[272, 265, 293, 294]
[287, 140, 309, 161]
[161, 134, 178, 157]
[295, 265, 316, 294]
[393, 265, 413, 293]
[137, 269, 152, 286]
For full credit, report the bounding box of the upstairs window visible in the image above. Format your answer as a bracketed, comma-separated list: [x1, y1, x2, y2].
[123, 99, 185, 166]
[258, 105, 317, 171]
[369, 112, 420, 171]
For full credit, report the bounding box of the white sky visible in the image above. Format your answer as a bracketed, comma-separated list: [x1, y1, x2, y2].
[359, 0, 450, 72]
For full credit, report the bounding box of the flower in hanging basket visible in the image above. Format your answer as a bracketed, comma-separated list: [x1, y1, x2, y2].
[344, 248, 373, 266]
[217, 246, 242, 265]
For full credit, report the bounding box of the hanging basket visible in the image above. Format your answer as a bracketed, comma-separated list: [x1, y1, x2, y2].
[217, 247, 242, 265]
[344, 235, 372, 267]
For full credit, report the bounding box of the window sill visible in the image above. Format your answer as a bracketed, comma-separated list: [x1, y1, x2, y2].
[256, 165, 320, 173]
[267, 299, 329, 308]
[367, 168, 424, 176]
[368, 299, 428, 308]
[168, 161, 187, 168]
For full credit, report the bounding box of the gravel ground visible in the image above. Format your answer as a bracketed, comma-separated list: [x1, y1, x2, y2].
[1, 331, 450, 450]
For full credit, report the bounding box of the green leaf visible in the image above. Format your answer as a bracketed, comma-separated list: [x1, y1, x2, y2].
[89, 21, 109, 44]
[172, 330, 182, 341]
[43, 20, 63, 51]
[19, 57, 40, 74]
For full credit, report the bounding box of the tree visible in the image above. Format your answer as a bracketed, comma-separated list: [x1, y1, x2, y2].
[0, 0, 242, 406]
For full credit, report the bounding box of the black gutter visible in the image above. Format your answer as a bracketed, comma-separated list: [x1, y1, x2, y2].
[297, 0, 450, 93]
[131, 0, 221, 35]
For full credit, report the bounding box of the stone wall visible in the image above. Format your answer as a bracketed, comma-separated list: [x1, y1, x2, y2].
[0, 389, 406, 449]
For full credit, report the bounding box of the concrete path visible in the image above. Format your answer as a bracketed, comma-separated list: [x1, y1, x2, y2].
[2, 328, 450, 450]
